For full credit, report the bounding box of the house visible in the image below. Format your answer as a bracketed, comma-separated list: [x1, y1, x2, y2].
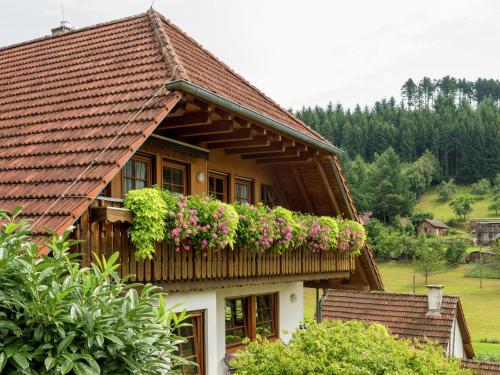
[0, 9, 383, 375]
[321, 286, 474, 359]
[470, 219, 500, 246]
[417, 219, 450, 236]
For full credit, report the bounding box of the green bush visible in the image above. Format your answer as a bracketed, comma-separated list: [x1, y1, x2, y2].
[0, 209, 189, 374]
[230, 320, 467, 374]
[124, 187, 168, 259]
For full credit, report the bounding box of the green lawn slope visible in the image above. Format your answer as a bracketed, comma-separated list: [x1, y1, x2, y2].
[416, 185, 498, 226]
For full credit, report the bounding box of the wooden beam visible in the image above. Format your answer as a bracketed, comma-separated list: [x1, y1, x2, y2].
[290, 164, 314, 212]
[224, 141, 285, 155]
[208, 135, 269, 149]
[157, 272, 350, 292]
[255, 151, 312, 164]
[169, 120, 233, 138]
[188, 127, 253, 144]
[160, 111, 211, 128]
[241, 147, 301, 160]
[314, 157, 341, 215]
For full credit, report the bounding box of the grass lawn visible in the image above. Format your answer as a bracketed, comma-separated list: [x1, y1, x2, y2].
[416, 185, 498, 227]
[304, 261, 500, 356]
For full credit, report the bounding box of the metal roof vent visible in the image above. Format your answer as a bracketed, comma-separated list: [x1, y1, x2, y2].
[51, 20, 75, 35]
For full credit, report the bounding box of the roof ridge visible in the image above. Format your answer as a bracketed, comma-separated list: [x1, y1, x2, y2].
[156, 12, 333, 146]
[146, 8, 188, 81]
[328, 289, 460, 299]
[0, 12, 148, 53]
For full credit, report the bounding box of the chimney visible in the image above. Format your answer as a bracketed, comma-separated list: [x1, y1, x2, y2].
[426, 285, 444, 317]
[51, 20, 75, 36]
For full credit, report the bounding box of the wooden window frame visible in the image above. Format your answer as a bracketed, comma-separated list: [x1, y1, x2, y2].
[122, 154, 153, 195]
[234, 177, 254, 205]
[177, 311, 205, 375]
[208, 170, 229, 202]
[162, 159, 189, 195]
[225, 293, 279, 353]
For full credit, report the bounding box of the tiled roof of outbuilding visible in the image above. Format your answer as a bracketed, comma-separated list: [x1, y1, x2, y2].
[461, 359, 500, 374]
[0, 9, 330, 235]
[321, 289, 474, 358]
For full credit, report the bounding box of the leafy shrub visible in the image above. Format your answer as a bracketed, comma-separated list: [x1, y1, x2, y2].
[124, 187, 168, 259]
[449, 194, 475, 220]
[437, 179, 457, 200]
[471, 178, 490, 198]
[444, 236, 467, 264]
[0, 209, 188, 374]
[229, 320, 466, 374]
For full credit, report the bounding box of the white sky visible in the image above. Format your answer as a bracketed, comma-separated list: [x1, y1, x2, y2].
[1, 0, 499, 109]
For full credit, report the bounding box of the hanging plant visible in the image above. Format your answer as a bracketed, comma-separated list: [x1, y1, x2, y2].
[270, 206, 296, 251]
[234, 203, 275, 251]
[124, 187, 168, 259]
[124, 188, 366, 259]
[337, 219, 366, 254]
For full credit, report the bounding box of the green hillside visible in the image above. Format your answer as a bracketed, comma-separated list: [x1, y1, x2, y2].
[416, 185, 498, 227]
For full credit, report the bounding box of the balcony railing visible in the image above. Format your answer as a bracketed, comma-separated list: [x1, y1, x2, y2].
[74, 198, 356, 291]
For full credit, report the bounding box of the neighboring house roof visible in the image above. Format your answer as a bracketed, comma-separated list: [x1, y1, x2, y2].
[461, 359, 500, 374]
[420, 219, 450, 229]
[321, 289, 474, 358]
[0, 9, 329, 234]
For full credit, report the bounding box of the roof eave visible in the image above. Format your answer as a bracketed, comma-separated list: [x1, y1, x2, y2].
[165, 80, 341, 155]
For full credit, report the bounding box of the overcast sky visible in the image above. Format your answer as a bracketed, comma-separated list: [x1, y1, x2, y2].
[1, 0, 499, 109]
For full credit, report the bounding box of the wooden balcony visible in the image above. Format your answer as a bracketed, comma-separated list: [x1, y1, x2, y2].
[74, 198, 356, 291]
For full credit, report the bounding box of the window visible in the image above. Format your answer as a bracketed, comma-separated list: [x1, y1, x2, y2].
[235, 178, 253, 204]
[208, 171, 228, 202]
[163, 160, 187, 194]
[260, 185, 275, 207]
[123, 156, 151, 194]
[177, 312, 205, 375]
[225, 293, 278, 350]
[256, 294, 277, 338]
[225, 297, 249, 347]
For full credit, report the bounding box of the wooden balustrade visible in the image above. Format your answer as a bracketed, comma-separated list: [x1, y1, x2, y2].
[74, 198, 356, 291]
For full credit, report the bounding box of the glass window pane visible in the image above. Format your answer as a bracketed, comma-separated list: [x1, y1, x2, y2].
[124, 178, 132, 194]
[135, 161, 147, 180]
[124, 161, 133, 178]
[172, 168, 183, 185]
[163, 167, 172, 184]
[135, 180, 145, 190]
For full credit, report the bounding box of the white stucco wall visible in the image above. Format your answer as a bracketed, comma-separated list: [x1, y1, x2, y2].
[165, 282, 304, 375]
[446, 316, 465, 358]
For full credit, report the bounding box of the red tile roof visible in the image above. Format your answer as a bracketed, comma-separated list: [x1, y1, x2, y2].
[322, 289, 474, 358]
[0, 9, 330, 235]
[461, 359, 500, 374]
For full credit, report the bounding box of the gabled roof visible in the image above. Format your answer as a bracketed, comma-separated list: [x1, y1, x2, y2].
[0, 9, 331, 234]
[321, 289, 474, 358]
[420, 219, 450, 229]
[461, 359, 500, 374]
